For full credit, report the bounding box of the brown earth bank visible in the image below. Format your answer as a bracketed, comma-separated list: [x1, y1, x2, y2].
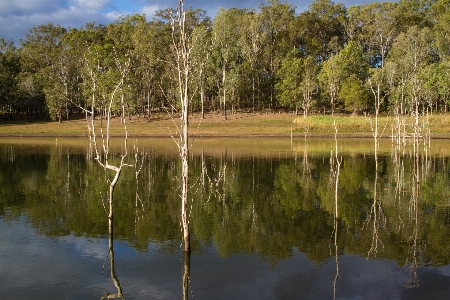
[1, 111, 450, 139]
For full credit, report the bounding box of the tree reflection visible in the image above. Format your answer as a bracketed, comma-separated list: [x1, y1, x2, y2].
[182, 249, 191, 300]
[100, 211, 124, 300]
[5, 139, 450, 283]
[407, 136, 422, 288]
[329, 121, 341, 300]
[366, 139, 386, 259]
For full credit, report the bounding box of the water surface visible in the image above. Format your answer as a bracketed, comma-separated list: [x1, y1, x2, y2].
[1, 137, 450, 299]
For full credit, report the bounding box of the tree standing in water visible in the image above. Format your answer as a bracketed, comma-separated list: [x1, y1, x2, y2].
[169, 0, 192, 253]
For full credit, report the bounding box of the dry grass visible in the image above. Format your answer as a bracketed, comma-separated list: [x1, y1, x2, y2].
[294, 114, 450, 138]
[1, 111, 450, 139]
[0, 111, 297, 138]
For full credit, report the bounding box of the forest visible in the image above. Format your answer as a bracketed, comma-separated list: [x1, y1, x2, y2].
[0, 0, 450, 122]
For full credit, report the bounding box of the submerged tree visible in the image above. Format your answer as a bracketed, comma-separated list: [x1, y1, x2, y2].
[388, 25, 434, 142]
[169, 0, 192, 253]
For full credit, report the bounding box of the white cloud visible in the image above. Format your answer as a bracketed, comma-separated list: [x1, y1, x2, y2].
[0, 0, 112, 42]
[104, 10, 132, 21]
[72, 0, 110, 10]
[141, 5, 159, 18]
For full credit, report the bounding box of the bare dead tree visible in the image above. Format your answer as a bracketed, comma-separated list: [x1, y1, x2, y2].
[100, 214, 124, 300]
[82, 44, 134, 300]
[167, 3, 195, 300]
[87, 49, 132, 222]
[169, 0, 192, 254]
[330, 117, 342, 300]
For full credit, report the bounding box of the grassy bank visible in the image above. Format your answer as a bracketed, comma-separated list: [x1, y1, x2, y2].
[1, 112, 449, 138]
[294, 114, 450, 138]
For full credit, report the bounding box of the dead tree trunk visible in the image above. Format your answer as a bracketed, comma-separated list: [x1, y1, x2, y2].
[170, 0, 191, 253]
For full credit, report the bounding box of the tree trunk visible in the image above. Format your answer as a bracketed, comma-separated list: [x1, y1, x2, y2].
[201, 82, 205, 120]
[222, 64, 227, 120]
[252, 75, 255, 113]
[148, 91, 152, 122]
[182, 249, 191, 300]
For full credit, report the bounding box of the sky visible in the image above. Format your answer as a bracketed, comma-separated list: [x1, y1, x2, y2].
[0, 0, 377, 44]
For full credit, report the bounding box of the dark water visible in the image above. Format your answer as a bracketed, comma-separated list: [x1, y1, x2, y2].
[1, 137, 450, 299]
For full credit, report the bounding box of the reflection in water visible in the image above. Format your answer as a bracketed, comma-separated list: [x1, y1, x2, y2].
[101, 216, 124, 300]
[329, 124, 341, 300]
[182, 249, 191, 300]
[3, 139, 450, 298]
[408, 136, 422, 288]
[133, 146, 147, 235]
[366, 139, 386, 259]
[390, 135, 428, 288]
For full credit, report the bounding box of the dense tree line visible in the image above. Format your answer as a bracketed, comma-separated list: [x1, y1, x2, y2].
[1, 0, 450, 121]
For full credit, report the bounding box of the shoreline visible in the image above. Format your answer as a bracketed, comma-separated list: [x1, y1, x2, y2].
[2, 132, 450, 139]
[1, 112, 450, 139]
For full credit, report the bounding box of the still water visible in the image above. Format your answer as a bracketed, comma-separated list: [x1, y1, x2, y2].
[1, 137, 450, 299]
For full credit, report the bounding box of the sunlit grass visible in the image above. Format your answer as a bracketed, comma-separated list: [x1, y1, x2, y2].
[294, 114, 450, 137]
[1, 111, 450, 138]
[294, 114, 385, 134]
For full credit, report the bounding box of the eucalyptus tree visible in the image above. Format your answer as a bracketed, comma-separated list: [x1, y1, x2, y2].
[275, 49, 303, 115]
[154, 7, 207, 117]
[67, 24, 110, 121]
[212, 7, 245, 120]
[318, 41, 367, 115]
[421, 59, 450, 113]
[238, 9, 267, 112]
[190, 18, 212, 119]
[132, 16, 169, 120]
[367, 67, 393, 143]
[337, 41, 369, 113]
[388, 26, 435, 139]
[167, 0, 195, 254]
[0, 39, 21, 118]
[259, 0, 295, 109]
[435, 60, 450, 112]
[106, 16, 140, 121]
[81, 22, 133, 256]
[318, 54, 343, 114]
[394, 0, 434, 32]
[420, 64, 440, 114]
[342, 5, 364, 44]
[15, 71, 46, 119]
[20, 23, 74, 122]
[430, 0, 450, 60]
[299, 56, 319, 117]
[82, 34, 132, 300]
[358, 2, 398, 68]
[294, 0, 346, 62]
[64, 24, 105, 115]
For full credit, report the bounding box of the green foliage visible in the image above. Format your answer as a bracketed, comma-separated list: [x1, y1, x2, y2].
[275, 49, 303, 113]
[294, 0, 347, 60]
[0, 39, 21, 115]
[340, 75, 370, 113]
[3, 0, 450, 119]
[318, 54, 342, 112]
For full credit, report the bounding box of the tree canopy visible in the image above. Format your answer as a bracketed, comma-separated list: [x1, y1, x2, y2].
[1, 0, 450, 120]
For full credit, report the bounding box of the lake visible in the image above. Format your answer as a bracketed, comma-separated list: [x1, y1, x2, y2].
[1, 137, 450, 299]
